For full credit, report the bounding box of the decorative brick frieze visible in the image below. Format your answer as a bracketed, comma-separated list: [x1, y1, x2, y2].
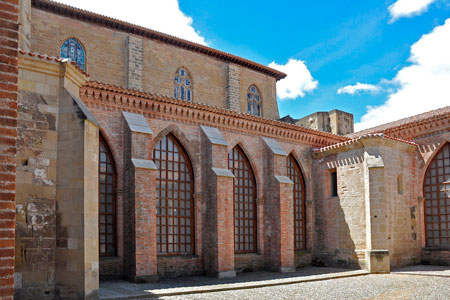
[126, 35, 143, 91]
[81, 82, 347, 147]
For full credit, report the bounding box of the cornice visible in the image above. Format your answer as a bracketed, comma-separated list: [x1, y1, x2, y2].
[80, 81, 348, 147]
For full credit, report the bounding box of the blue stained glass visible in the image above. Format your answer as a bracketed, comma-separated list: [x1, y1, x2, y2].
[185, 78, 190, 86]
[60, 38, 85, 70]
[187, 89, 191, 101]
[255, 95, 260, 102]
[179, 69, 185, 76]
[248, 93, 252, 99]
[251, 86, 256, 93]
[174, 86, 178, 98]
[257, 104, 261, 116]
[248, 102, 251, 113]
[181, 86, 185, 100]
[175, 76, 180, 83]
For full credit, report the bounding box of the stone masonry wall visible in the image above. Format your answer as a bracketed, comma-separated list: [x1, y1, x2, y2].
[0, 0, 19, 299]
[225, 64, 240, 112]
[126, 35, 143, 91]
[30, 7, 280, 119]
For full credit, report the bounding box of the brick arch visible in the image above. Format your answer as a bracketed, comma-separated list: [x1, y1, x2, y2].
[423, 141, 450, 247]
[227, 138, 262, 197]
[421, 139, 450, 185]
[151, 124, 199, 190]
[287, 152, 307, 250]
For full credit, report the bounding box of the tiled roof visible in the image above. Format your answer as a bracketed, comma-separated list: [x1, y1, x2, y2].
[349, 106, 450, 138]
[18, 49, 89, 77]
[314, 133, 417, 154]
[31, 0, 287, 80]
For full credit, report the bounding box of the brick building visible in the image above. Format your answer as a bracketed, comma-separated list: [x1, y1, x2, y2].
[0, 0, 448, 299]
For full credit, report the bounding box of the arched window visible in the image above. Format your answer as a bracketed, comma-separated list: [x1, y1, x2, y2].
[247, 85, 261, 116]
[61, 38, 86, 70]
[287, 154, 306, 250]
[99, 135, 117, 256]
[174, 68, 192, 101]
[424, 143, 450, 247]
[228, 145, 257, 253]
[153, 134, 194, 255]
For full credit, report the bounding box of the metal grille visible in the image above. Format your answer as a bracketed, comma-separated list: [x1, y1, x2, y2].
[99, 136, 116, 256]
[228, 146, 257, 253]
[425, 143, 450, 247]
[287, 155, 306, 250]
[153, 134, 194, 255]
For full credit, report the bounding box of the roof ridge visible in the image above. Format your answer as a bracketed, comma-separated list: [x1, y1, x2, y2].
[31, 0, 287, 80]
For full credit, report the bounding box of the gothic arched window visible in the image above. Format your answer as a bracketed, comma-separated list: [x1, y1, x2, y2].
[153, 134, 195, 255]
[247, 85, 261, 116]
[174, 68, 192, 101]
[287, 154, 307, 250]
[424, 143, 450, 247]
[61, 38, 85, 70]
[228, 145, 257, 253]
[99, 135, 117, 256]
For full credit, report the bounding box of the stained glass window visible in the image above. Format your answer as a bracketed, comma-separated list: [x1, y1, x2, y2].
[99, 136, 116, 256]
[61, 38, 85, 70]
[153, 134, 195, 255]
[424, 143, 450, 247]
[174, 68, 192, 101]
[228, 145, 257, 253]
[247, 85, 261, 116]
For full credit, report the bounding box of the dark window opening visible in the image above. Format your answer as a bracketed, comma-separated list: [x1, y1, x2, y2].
[331, 170, 338, 197]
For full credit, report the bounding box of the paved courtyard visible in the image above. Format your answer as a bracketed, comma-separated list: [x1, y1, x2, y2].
[100, 265, 450, 300]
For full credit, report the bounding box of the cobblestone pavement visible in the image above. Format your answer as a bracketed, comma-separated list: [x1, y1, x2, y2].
[159, 274, 450, 300]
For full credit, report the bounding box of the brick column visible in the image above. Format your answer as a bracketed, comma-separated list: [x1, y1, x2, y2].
[363, 146, 390, 273]
[122, 112, 158, 282]
[126, 35, 143, 91]
[0, 1, 19, 299]
[262, 137, 295, 273]
[225, 64, 240, 112]
[200, 126, 236, 278]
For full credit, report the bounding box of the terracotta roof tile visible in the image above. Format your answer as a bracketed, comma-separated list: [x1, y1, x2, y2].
[349, 106, 450, 138]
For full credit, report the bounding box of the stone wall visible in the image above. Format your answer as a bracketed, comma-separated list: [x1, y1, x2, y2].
[30, 7, 280, 119]
[0, 1, 19, 299]
[15, 52, 99, 299]
[313, 137, 418, 272]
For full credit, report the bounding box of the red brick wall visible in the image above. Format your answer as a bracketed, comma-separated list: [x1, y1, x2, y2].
[0, 0, 18, 299]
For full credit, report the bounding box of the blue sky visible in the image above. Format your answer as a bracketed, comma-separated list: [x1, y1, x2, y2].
[58, 0, 450, 130]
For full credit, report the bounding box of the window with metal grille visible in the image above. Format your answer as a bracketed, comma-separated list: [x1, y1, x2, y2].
[424, 143, 450, 247]
[287, 154, 306, 250]
[228, 145, 257, 253]
[99, 136, 117, 256]
[153, 134, 194, 255]
[61, 38, 85, 70]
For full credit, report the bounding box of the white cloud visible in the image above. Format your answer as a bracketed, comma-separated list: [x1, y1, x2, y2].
[55, 0, 207, 45]
[356, 18, 450, 131]
[388, 0, 436, 22]
[269, 59, 318, 100]
[337, 83, 381, 95]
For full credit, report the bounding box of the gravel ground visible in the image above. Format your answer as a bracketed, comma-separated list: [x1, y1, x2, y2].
[157, 274, 450, 300]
